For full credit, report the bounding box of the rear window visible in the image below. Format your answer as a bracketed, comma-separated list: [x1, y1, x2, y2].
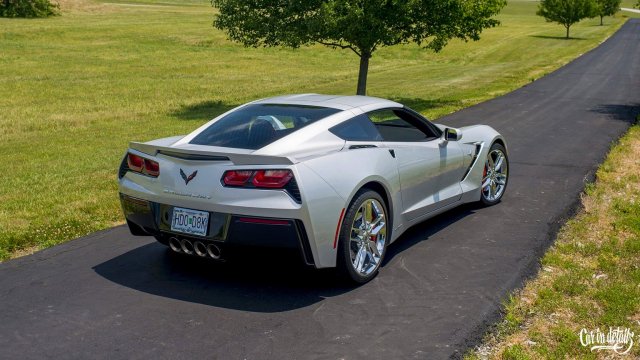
[190, 104, 341, 150]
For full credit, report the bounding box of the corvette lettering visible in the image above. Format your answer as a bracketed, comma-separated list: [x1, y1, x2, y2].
[163, 189, 211, 199]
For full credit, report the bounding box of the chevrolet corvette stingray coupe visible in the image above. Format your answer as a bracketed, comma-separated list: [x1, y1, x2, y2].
[119, 94, 508, 283]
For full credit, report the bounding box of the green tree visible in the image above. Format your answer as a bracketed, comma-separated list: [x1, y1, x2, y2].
[537, 0, 597, 39]
[0, 0, 59, 17]
[212, 0, 506, 95]
[594, 0, 621, 25]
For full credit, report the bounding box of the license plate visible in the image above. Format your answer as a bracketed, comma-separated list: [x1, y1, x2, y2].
[171, 207, 209, 237]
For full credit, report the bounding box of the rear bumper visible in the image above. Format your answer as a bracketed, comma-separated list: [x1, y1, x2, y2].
[120, 193, 315, 266]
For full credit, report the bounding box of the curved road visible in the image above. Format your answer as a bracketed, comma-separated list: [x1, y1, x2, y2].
[1, 20, 639, 360]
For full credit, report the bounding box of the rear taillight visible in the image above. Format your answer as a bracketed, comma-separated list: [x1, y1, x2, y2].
[144, 159, 160, 177]
[127, 153, 144, 172]
[222, 169, 293, 189]
[126, 152, 159, 177]
[252, 170, 293, 188]
[223, 170, 253, 186]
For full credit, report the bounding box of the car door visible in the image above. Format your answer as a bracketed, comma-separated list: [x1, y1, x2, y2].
[367, 108, 466, 221]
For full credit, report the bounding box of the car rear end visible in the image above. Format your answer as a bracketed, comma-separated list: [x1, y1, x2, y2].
[118, 144, 321, 266]
[118, 101, 352, 268]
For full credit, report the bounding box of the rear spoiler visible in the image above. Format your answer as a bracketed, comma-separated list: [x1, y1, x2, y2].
[129, 141, 296, 166]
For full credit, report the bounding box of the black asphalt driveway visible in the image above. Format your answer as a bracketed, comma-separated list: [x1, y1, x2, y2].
[1, 19, 639, 360]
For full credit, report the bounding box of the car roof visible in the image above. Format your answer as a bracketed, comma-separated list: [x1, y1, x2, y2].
[253, 94, 402, 111]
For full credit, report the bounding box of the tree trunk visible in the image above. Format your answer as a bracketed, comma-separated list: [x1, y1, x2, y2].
[600, 15, 603, 26]
[356, 52, 370, 96]
[565, 25, 570, 39]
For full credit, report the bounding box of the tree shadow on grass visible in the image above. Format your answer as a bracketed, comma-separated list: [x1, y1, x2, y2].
[170, 100, 237, 121]
[530, 35, 586, 40]
[172, 97, 461, 121]
[389, 97, 461, 116]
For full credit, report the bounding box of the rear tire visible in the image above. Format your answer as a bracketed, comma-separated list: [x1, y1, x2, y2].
[336, 189, 389, 284]
[480, 142, 509, 206]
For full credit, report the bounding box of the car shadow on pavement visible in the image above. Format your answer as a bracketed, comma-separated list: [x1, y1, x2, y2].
[382, 202, 480, 266]
[93, 203, 479, 313]
[93, 243, 349, 312]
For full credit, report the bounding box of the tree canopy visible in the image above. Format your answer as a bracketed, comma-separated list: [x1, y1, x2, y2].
[537, 0, 597, 39]
[0, 0, 59, 17]
[594, 0, 621, 25]
[212, 0, 506, 95]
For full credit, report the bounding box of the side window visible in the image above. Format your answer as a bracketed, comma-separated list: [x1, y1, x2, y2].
[330, 114, 383, 141]
[367, 108, 439, 142]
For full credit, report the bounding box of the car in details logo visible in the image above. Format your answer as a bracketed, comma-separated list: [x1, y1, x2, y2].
[579, 325, 637, 355]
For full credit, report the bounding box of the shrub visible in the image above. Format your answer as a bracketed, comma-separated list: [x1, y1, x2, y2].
[0, 0, 60, 18]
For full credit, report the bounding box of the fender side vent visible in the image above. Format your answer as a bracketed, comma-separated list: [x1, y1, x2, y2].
[460, 143, 483, 181]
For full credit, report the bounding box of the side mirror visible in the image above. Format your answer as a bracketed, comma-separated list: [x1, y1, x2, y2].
[444, 128, 462, 141]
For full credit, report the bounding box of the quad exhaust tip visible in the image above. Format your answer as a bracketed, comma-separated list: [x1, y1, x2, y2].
[169, 237, 222, 260]
[194, 241, 207, 257]
[169, 237, 182, 253]
[206, 243, 222, 260]
[180, 239, 194, 255]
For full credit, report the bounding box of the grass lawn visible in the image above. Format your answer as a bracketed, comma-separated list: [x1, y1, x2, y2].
[0, 0, 632, 260]
[466, 119, 640, 360]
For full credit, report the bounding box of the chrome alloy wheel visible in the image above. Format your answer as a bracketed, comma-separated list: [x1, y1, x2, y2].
[482, 148, 508, 202]
[349, 199, 387, 276]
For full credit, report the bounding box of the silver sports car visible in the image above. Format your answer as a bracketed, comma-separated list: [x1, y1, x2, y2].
[119, 94, 508, 283]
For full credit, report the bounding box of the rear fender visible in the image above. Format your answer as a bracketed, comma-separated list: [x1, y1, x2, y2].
[300, 146, 403, 244]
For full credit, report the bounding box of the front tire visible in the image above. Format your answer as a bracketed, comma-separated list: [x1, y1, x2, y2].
[337, 189, 389, 284]
[480, 142, 509, 206]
